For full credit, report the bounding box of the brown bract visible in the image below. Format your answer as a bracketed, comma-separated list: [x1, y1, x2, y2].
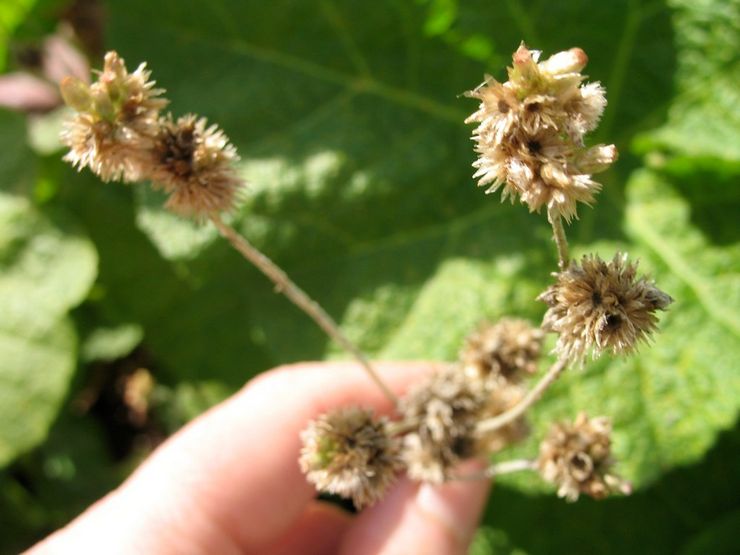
[465, 44, 616, 222]
[538, 412, 629, 501]
[539, 253, 673, 363]
[299, 407, 401, 509]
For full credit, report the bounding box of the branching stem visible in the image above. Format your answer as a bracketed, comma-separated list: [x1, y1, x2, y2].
[476, 357, 568, 435]
[210, 213, 399, 407]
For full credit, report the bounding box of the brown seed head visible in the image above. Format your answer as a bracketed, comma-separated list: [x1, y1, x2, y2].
[538, 253, 673, 364]
[401, 367, 527, 483]
[149, 114, 244, 217]
[461, 318, 544, 383]
[299, 407, 401, 509]
[538, 412, 630, 501]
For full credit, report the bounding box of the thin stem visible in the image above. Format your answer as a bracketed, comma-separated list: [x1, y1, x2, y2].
[210, 213, 399, 407]
[548, 208, 570, 270]
[450, 459, 537, 481]
[476, 357, 568, 435]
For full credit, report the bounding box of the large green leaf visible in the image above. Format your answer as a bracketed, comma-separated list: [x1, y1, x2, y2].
[0, 192, 97, 467]
[633, 0, 740, 165]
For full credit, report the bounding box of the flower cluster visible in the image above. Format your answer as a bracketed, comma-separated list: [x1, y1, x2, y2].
[539, 253, 673, 363]
[538, 412, 630, 501]
[299, 407, 402, 508]
[60, 51, 242, 217]
[465, 44, 617, 222]
[461, 318, 544, 383]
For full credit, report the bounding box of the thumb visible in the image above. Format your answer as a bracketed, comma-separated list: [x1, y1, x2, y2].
[340, 460, 490, 555]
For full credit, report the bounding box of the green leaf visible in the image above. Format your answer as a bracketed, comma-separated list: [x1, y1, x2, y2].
[0, 0, 37, 72]
[0, 192, 97, 467]
[633, 0, 740, 165]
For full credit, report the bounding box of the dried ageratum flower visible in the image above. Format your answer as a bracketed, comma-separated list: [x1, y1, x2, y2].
[465, 43, 617, 222]
[299, 407, 401, 509]
[148, 113, 244, 217]
[539, 253, 673, 364]
[461, 318, 544, 383]
[401, 368, 527, 483]
[538, 412, 630, 501]
[401, 369, 486, 484]
[60, 51, 167, 182]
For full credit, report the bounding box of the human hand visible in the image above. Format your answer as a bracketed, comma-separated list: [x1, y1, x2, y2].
[28, 362, 490, 555]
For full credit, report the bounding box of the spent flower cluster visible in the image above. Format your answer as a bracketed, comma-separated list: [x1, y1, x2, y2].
[60, 45, 673, 509]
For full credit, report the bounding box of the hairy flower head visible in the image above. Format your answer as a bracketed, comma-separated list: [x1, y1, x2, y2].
[539, 253, 673, 363]
[538, 412, 630, 501]
[149, 114, 243, 217]
[299, 407, 401, 508]
[465, 44, 617, 222]
[461, 318, 544, 383]
[60, 51, 167, 182]
[401, 368, 526, 483]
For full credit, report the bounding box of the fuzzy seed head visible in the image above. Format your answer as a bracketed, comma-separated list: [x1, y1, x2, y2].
[461, 318, 544, 383]
[538, 412, 630, 501]
[60, 51, 167, 182]
[299, 407, 401, 508]
[401, 368, 527, 483]
[538, 253, 673, 364]
[148, 114, 244, 217]
[465, 44, 616, 222]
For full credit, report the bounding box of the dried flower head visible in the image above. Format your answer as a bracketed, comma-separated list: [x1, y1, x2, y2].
[148, 113, 243, 217]
[538, 412, 630, 501]
[299, 407, 401, 508]
[461, 318, 544, 383]
[465, 44, 617, 222]
[538, 253, 673, 363]
[401, 368, 526, 483]
[60, 51, 167, 182]
[401, 369, 486, 483]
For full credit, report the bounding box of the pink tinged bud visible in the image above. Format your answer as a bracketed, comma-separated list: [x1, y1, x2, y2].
[511, 43, 541, 82]
[60, 76, 92, 111]
[576, 144, 618, 174]
[539, 48, 588, 76]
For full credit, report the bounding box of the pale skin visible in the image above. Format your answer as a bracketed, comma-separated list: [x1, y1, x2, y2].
[27, 362, 490, 555]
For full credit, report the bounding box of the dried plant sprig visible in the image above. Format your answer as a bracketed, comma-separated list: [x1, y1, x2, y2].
[465, 43, 618, 223]
[299, 407, 402, 508]
[539, 253, 673, 364]
[538, 412, 631, 501]
[461, 318, 544, 384]
[60, 51, 399, 408]
[60, 51, 167, 182]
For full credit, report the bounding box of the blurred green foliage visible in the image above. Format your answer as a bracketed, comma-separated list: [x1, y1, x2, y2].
[0, 0, 738, 553]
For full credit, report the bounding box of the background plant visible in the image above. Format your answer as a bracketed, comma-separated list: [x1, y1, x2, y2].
[0, 0, 738, 553]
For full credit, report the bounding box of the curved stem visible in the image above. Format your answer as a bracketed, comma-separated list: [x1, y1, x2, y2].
[450, 459, 537, 481]
[210, 214, 399, 407]
[476, 357, 568, 435]
[548, 208, 570, 270]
